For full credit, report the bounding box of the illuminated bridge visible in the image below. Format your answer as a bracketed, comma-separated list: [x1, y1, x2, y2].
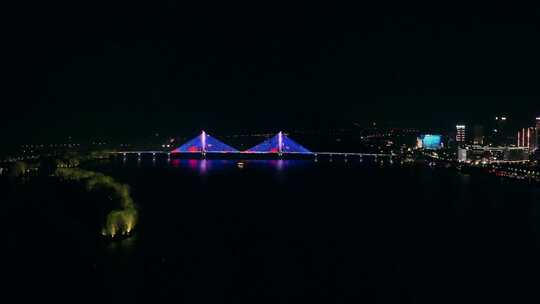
[113, 131, 393, 159]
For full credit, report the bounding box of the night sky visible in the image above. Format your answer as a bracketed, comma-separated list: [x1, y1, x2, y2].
[4, 1, 540, 143]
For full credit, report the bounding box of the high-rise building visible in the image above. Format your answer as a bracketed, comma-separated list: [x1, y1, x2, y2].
[472, 125, 484, 145]
[458, 148, 468, 162]
[517, 127, 535, 151]
[491, 116, 509, 145]
[456, 125, 466, 143]
[495, 116, 507, 125]
[535, 117, 540, 151]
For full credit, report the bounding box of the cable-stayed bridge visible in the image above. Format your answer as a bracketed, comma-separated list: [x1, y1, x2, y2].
[113, 131, 394, 159]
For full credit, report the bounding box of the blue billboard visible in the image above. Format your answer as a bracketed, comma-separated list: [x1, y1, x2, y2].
[421, 134, 442, 150]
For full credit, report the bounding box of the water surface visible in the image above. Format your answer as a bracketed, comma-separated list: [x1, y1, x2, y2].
[4, 159, 540, 303]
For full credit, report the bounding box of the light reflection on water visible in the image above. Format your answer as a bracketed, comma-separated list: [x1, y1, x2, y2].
[170, 159, 213, 173]
[106, 234, 137, 253]
[167, 159, 310, 174]
[119, 157, 398, 176]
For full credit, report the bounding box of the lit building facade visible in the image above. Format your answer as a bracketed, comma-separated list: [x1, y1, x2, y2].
[458, 145, 529, 163]
[417, 134, 443, 150]
[456, 125, 466, 143]
[536, 117, 540, 151]
[517, 127, 535, 151]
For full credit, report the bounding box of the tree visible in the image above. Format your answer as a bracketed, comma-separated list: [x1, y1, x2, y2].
[8, 161, 28, 178]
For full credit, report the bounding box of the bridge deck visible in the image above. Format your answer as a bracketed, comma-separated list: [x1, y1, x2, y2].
[111, 151, 393, 157]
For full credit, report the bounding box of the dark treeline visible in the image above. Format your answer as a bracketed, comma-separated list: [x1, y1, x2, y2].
[1, 150, 137, 238]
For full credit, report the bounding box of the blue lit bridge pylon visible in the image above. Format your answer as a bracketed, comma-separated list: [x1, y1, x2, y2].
[244, 131, 312, 155]
[171, 131, 239, 154]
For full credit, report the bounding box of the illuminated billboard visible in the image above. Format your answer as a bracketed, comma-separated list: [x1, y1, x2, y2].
[420, 134, 442, 150]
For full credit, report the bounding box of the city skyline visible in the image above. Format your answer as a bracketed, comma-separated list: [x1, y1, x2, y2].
[3, 109, 540, 146]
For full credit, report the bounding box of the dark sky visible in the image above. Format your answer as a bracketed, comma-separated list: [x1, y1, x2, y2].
[3, 1, 540, 143]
